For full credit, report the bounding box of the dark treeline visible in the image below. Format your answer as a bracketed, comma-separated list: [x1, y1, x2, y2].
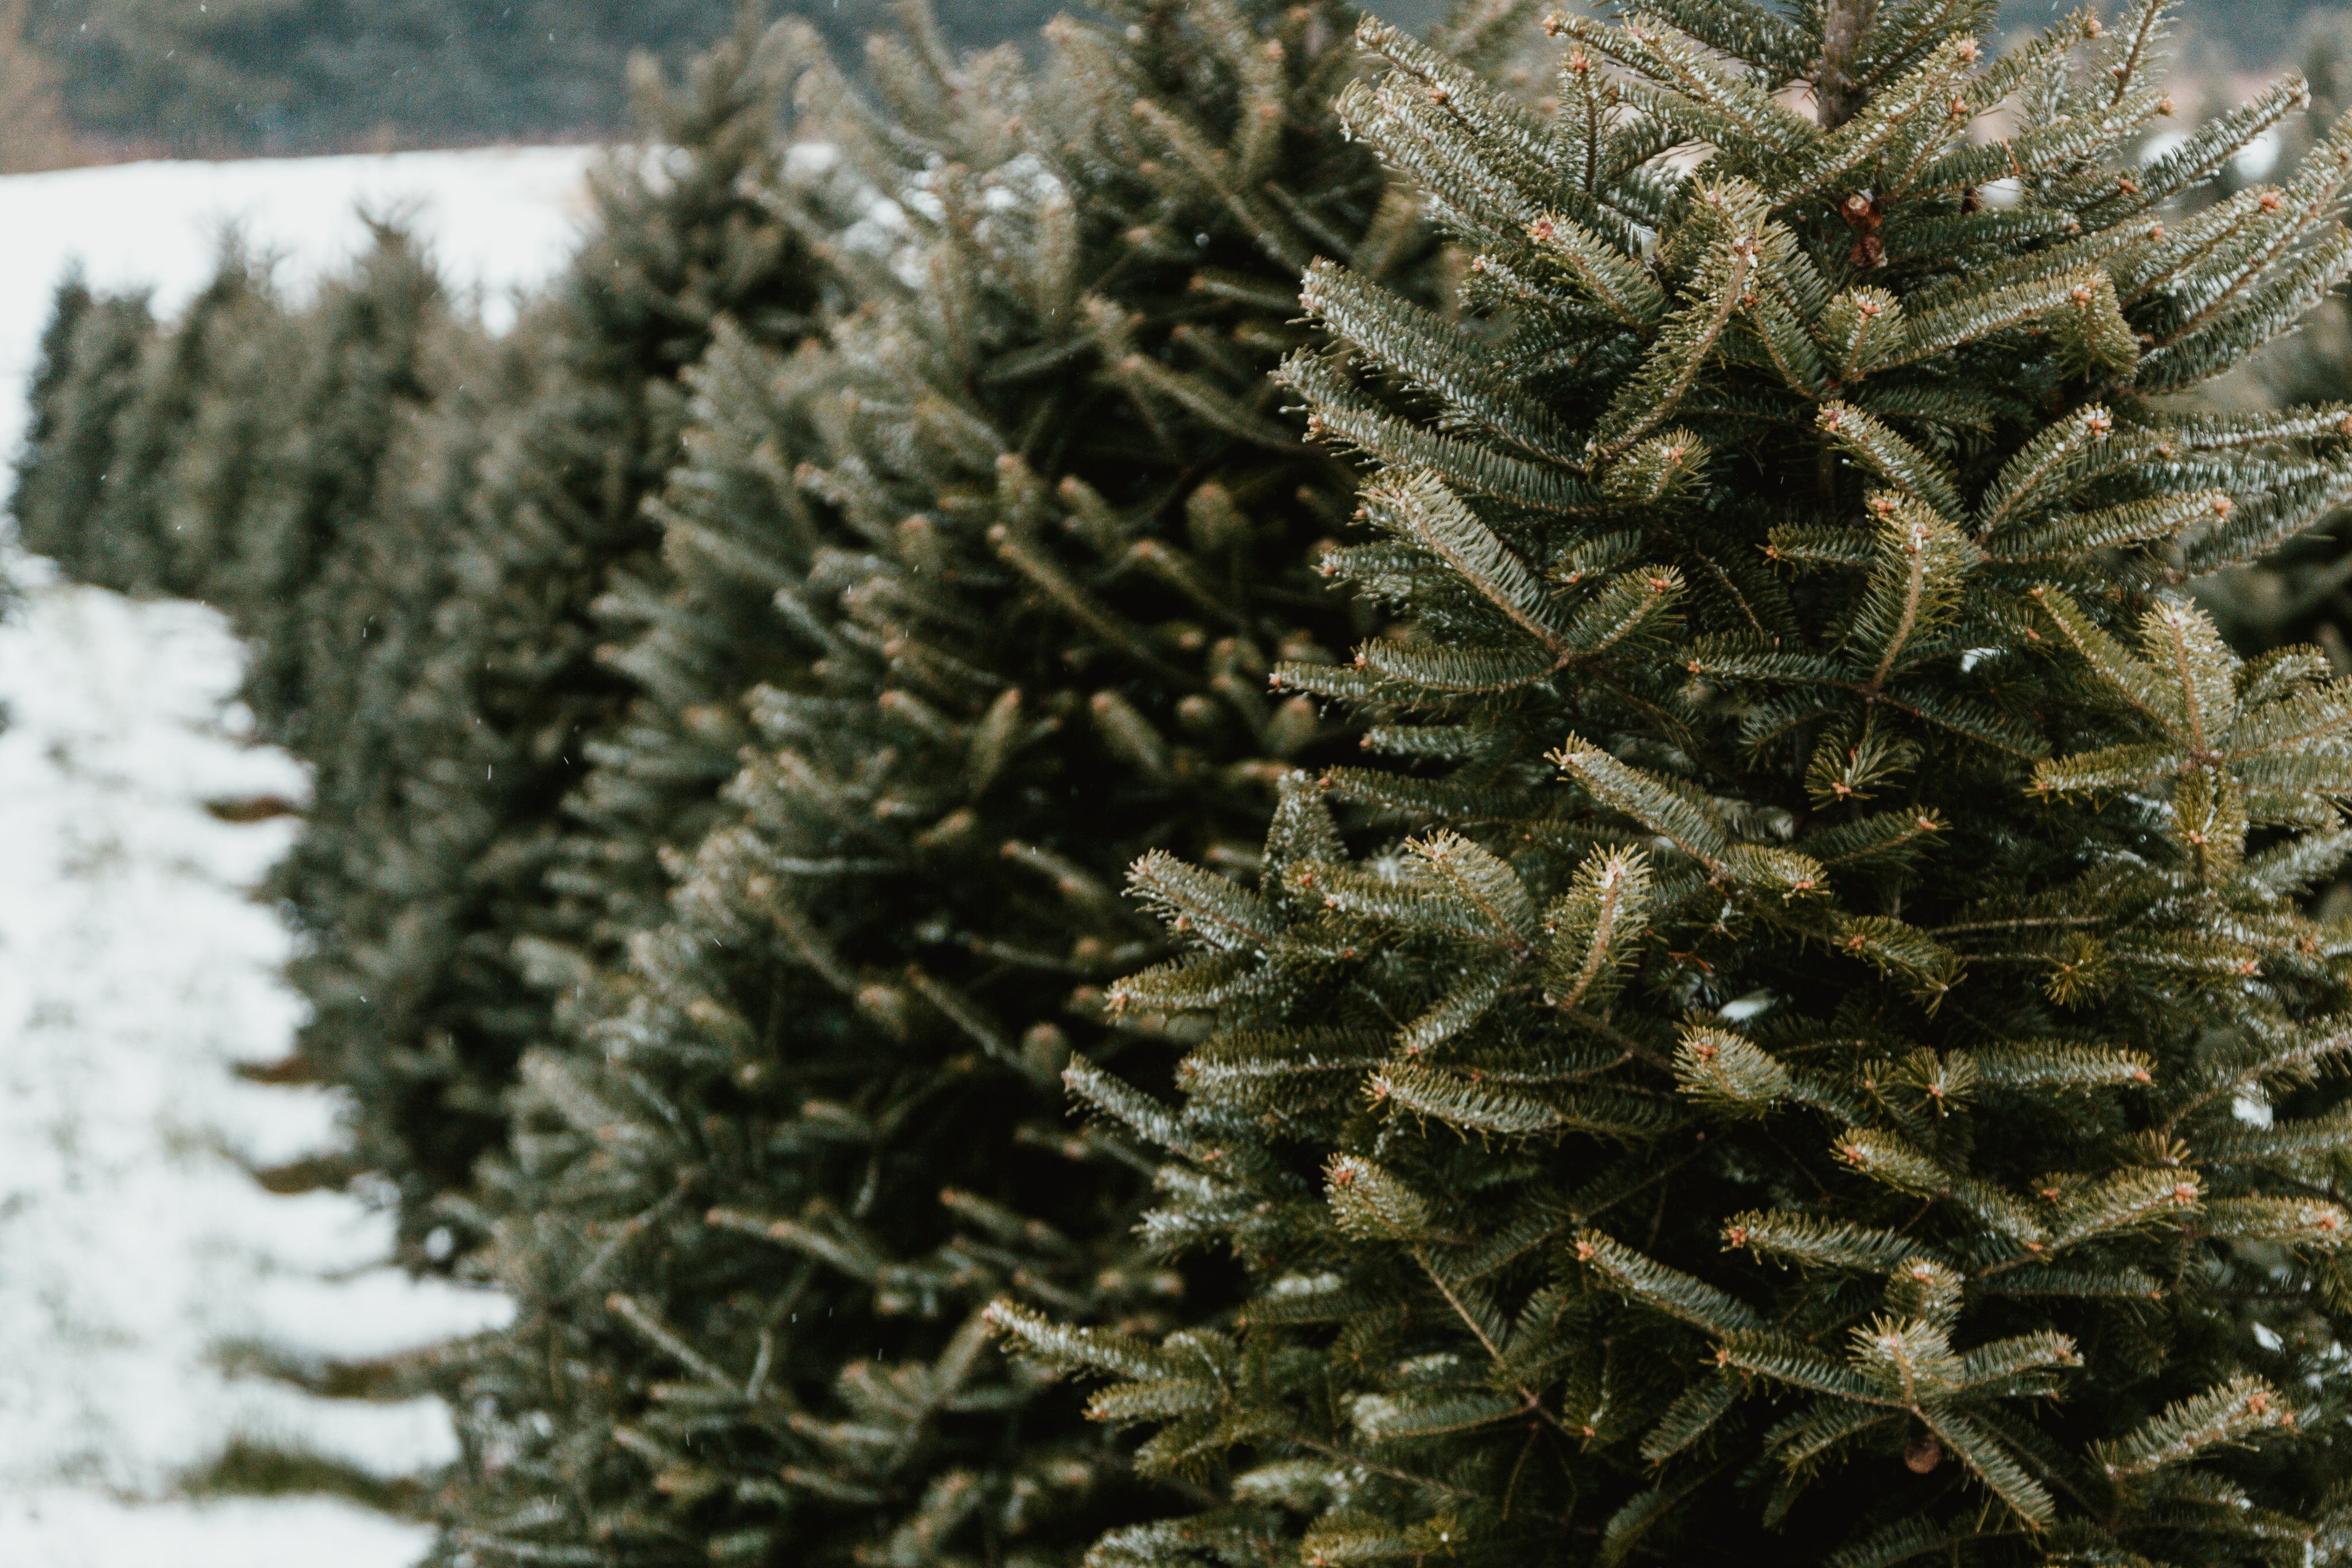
[10, 0, 2349, 161]
[22, 0, 1040, 153]
[21, 0, 1453, 155]
[5, 0, 2346, 162]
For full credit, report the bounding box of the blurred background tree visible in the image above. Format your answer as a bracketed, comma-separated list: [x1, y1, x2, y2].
[25, 0, 819, 152]
[9, 0, 2352, 164]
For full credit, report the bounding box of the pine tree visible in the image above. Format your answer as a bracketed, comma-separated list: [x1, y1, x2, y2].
[431, 2, 1504, 1562]
[993, 4, 2352, 1565]
[9, 230, 465, 770]
[9, 224, 482, 1052]
[539, 318, 838, 950]
[228, 230, 450, 747]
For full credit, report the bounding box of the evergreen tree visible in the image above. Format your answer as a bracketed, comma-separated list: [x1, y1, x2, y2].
[276, 13, 840, 1244]
[10, 10, 837, 1246]
[2195, 11, 2352, 675]
[432, 2, 1509, 1561]
[541, 318, 837, 949]
[226, 230, 448, 747]
[8, 229, 448, 703]
[993, 4, 2352, 1565]
[255, 288, 535, 1157]
[12, 276, 163, 582]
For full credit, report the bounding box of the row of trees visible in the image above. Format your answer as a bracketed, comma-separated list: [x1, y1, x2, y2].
[18, 0, 2352, 1564]
[15, 0, 2350, 159]
[13, 0, 1074, 156]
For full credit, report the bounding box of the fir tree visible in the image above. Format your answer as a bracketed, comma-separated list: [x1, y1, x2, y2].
[993, 4, 2352, 1565]
[9, 221, 485, 1144]
[10, 10, 837, 1246]
[2195, 11, 2352, 676]
[9, 228, 454, 739]
[432, 2, 1502, 1562]
[540, 318, 838, 949]
[13, 274, 164, 584]
[227, 230, 448, 748]
[277, 13, 840, 1243]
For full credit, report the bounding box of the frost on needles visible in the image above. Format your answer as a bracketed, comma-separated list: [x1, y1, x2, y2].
[993, 0, 2352, 1563]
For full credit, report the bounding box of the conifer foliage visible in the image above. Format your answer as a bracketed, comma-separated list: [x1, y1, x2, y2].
[436, 4, 1479, 1562]
[280, 14, 837, 1237]
[993, 3, 2352, 1563]
[6, 13, 839, 1247]
[11, 222, 461, 661]
[2195, 14, 2352, 673]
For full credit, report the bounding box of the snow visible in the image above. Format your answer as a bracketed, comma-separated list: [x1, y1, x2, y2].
[0, 1493, 451, 1568]
[0, 148, 597, 1567]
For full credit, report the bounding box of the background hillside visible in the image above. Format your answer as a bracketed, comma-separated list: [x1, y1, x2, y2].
[1, 0, 2328, 167]
[7, 0, 1467, 159]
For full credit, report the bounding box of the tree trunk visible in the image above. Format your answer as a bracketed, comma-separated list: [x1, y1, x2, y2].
[1817, 0, 1878, 128]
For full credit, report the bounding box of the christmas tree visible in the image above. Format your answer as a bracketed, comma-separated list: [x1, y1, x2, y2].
[277, 12, 840, 1245]
[7, 219, 519, 1205]
[13, 273, 174, 589]
[432, 2, 1507, 1562]
[9, 227, 450, 624]
[218, 230, 450, 750]
[7, 224, 461, 776]
[9, 10, 838, 1249]
[995, 3, 2352, 1564]
[2193, 11, 2352, 677]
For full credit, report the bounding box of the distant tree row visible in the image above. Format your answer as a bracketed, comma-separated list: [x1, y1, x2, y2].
[1, 1, 75, 171]
[14, 0, 1088, 155]
[55, 0, 2327, 164]
[12, 0, 1468, 159]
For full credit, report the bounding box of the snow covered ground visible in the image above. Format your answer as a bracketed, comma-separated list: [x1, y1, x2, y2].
[0, 148, 597, 1567]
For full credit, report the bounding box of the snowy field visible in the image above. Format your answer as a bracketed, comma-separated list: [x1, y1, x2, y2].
[0, 148, 597, 1567]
